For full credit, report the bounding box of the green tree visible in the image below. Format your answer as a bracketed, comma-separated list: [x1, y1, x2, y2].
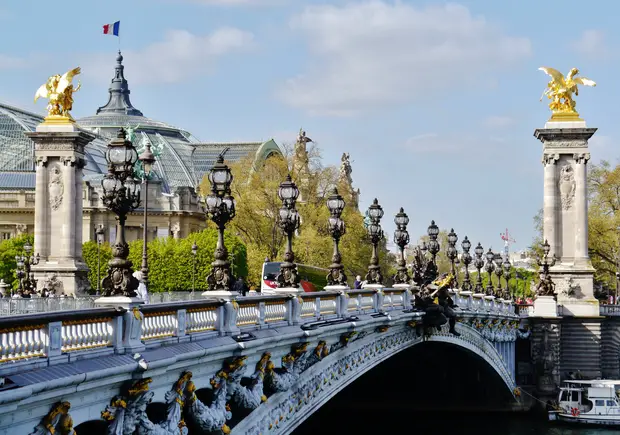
[82, 240, 113, 292]
[0, 233, 34, 289]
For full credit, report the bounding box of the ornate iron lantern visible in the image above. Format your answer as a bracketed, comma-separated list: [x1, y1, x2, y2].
[446, 228, 458, 284]
[101, 129, 141, 297]
[276, 175, 301, 288]
[15, 241, 39, 297]
[365, 198, 384, 285]
[326, 188, 347, 287]
[484, 248, 496, 296]
[393, 207, 411, 285]
[473, 243, 485, 293]
[535, 239, 557, 298]
[205, 153, 236, 292]
[138, 142, 156, 290]
[493, 253, 504, 297]
[502, 256, 512, 300]
[460, 236, 472, 291]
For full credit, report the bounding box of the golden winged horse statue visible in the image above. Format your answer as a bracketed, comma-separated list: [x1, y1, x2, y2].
[34, 67, 82, 121]
[539, 67, 596, 120]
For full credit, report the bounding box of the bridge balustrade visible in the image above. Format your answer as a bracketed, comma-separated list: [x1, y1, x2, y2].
[600, 304, 620, 316]
[0, 289, 520, 377]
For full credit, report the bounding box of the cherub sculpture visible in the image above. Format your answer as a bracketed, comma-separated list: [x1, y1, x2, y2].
[539, 67, 596, 118]
[34, 67, 82, 120]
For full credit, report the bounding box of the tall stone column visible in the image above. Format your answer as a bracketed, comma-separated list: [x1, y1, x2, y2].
[26, 124, 95, 296]
[534, 125, 597, 316]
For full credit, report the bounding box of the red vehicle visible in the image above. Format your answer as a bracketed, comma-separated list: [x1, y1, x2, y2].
[261, 261, 329, 293]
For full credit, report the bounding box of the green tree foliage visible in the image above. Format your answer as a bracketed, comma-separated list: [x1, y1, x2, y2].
[82, 228, 247, 294]
[201, 143, 394, 288]
[0, 233, 34, 288]
[82, 240, 113, 292]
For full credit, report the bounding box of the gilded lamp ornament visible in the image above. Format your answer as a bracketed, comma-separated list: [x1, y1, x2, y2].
[364, 198, 384, 286]
[539, 67, 596, 121]
[276, 175, 301, 289]
[326, 188, 347, 287]
[34, 67, 82, 123]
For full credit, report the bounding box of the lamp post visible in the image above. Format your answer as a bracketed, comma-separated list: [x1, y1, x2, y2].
[191, 241, 198, 294]
[100, 128, 141, 297]
[364, 198, 384, 286]
[461, 236, 472, 291]
[535, 239, 557, 298]
[502, 256, 512, 300]
[139, 142, 156, 291]
[95, 225, 105, 295]
[447, 228, 458, 283]
[393, 207, 411, 286]
[494, 254, 504, 298]
[484, 249, 495, 296]
[326, 188, 347, 287]
[474, 243, 485, 293]
[205, 154, 236, 292]
[15, 241, 40, 297]
[276, 175, 301, 289]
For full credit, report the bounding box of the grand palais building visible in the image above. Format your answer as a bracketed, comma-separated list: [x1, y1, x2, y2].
[0, 52, 282, 244]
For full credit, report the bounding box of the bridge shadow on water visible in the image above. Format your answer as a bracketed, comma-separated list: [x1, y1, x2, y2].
[294, 341, 522, 435]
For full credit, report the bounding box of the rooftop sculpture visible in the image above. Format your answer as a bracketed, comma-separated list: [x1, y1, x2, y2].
[539, 67, 596, 121]
[34, 67, 82, 122]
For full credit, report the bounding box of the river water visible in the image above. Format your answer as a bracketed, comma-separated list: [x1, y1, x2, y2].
[294, 411, 617, 434]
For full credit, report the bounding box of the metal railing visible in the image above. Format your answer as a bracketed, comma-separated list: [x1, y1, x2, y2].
[600, 304, 620, 316]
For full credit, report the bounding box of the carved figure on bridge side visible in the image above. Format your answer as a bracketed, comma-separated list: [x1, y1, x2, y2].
[223, 354, 270, 411]
[297, 340, 329, 372]
[434, 273, 460, 336]
[185, 370, 232, 435]
[535, 271, 556, 297]
[30, 401, 75, 435]
[265, 343, 310, 393]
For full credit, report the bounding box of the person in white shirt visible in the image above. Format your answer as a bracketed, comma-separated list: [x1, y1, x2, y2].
[132, 271, 149, 304]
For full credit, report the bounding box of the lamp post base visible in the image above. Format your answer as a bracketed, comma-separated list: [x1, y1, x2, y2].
[324, 285, 349, 291]
[532, 295, 558, 317]
[202, 290, 239, 301]
[94, 296, 145, 309]
[392, 283, 411, 290]
[362, 283, 384, 290]
[262, 287, 304, 295]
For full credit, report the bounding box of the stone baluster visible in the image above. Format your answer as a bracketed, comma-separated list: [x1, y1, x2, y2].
[376, 290, 385, 312]
[177, 309, 188, 342]
[222, 300, 240, 336]
[289, 296, 302, 325]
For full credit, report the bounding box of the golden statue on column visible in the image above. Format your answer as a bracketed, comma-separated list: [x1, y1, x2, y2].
[34, 67, 82, 124]
[539, 67, 596, 121]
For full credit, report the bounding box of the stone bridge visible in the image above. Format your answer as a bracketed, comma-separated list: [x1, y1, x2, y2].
[0, 288, 524, 434]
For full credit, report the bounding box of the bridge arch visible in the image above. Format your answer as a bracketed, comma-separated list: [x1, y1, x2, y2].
[232, 323, 517, 435]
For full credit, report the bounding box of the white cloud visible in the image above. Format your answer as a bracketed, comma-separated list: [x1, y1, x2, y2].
[483, 116, 516, 128]
[571, 30, 608, 58]
[278, 2, 531, 116]
[84, 27, 254, 85]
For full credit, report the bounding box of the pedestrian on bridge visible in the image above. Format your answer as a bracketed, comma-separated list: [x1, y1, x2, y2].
[354, 276, 362, 289]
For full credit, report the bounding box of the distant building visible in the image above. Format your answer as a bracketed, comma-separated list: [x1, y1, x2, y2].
[0, 52, 281, 243]
[509, 251, 536, 271]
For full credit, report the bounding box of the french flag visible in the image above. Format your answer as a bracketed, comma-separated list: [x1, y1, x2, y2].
[103, 21, 120, 36]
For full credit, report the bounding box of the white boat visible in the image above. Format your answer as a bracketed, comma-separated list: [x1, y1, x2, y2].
[548, 380, 620, 426]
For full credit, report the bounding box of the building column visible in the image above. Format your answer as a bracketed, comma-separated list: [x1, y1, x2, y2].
[61, 157, 76, 259]
[542, 153, 559, 257]
[34, 157, 48, 260]
[573, 153, 590, 263]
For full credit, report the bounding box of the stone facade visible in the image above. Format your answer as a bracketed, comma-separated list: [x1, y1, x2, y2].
[535, 124, 598, 316]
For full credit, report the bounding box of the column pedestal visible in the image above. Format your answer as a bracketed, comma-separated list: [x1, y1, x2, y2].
[535, 123, 598, 317]
[26, 123, 95, 296]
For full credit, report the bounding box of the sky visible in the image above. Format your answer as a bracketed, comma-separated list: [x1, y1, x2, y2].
[1, 0, 618, 254]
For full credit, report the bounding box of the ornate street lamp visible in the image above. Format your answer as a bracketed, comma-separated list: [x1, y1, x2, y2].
[420, 241, 428, 257]
[276, 175, 301, 288]
[95, 225, 105, 295]
[535, 239, 557, 298]
[326, 188, 347, 287]
[494, 254, 504, 297]
[461, 236, 472, 291]
[502, 256, 513, 300]
[474, 243, 485, 293]
[484, 248, 496, 296]
[365, 198, 384, 285]
[205, 153, 236, 292]
[446, 228, 458, 283]
[15, 241, 39, 297]
[393, 207, 410, 286]
[191, 241, 198, 294]
[100, 129, 141, 297]
[139, 142, 156, 291]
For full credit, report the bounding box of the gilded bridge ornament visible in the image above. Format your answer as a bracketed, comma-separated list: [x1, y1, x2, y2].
[539, 67, 596, 121]
[34, 67, 81, 122]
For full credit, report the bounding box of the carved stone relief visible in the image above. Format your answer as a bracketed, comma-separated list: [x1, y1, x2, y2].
[559, 164, 576, 210]
[48, 165, 64, 211]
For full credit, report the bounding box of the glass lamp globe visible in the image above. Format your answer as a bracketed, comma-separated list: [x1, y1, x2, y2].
[394, 207, 409, 227]
[543, 239, 551, 257]
[278, 175, 300, 205]
[427, 220, 440, 238]
[102, 173, 122, 194]
[206, 194, 222, 213]
[209, 155, 233, 195]
[485, 249, 495, 263]
[461, 236, 471, 252]
[447, 228, 458, 245]
[23, 241, 32, 254]
[327, 188, 345, 216]
[474, 243, 484, 257]
[367, 199, 384, 221]
[191, 241, 198, 256]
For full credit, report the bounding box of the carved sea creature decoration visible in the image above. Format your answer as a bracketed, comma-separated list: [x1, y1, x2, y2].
[185, 370, 232, 434]
[224, 353, 271, 411]
[30, 401, 75, 435]
[265, 343, 311, 393]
